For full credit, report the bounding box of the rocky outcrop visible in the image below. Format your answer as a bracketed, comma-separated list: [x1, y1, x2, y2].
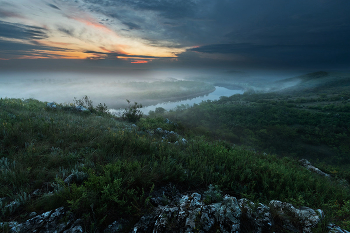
[269, 200, 323, 233]
[299, 159, 330, 177]
[7, 207, 83, 233]
[3, 186, 349, 233]
[131, 191, 324, 233]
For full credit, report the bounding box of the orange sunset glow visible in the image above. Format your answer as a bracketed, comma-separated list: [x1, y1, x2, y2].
[0, 0, 186, 62]
[131, 60, 149, 64]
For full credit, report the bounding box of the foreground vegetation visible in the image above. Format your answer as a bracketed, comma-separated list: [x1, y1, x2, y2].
[0, 92, 349, 231]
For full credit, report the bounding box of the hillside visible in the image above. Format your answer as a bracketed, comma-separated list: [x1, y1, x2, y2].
[0, 95, 350, 232]
[272, 71, 350, 93]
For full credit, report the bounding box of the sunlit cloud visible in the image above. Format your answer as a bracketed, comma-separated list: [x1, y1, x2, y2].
[130, 60, 149, 64]
[0, 0, 187, 62]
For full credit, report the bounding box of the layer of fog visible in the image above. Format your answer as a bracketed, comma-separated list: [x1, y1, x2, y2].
[110, 87, 244, 116]
[0, 69, 303, 109]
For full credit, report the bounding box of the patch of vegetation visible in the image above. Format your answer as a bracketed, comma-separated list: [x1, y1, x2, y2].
[161, 89, 350, 184]
[122, 99, 143, 123]
[73, 95, 108, 114]
[0, 96, 349, 232]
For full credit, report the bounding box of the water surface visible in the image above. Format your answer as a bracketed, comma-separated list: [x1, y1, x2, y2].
[110, 86, 243, 115]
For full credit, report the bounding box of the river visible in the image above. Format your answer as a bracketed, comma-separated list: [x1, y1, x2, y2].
[110, 86, 244, 116]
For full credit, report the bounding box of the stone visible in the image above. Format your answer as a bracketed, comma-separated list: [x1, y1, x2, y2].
[75, 105, 88, 111]
[328, 223, 350, 233]
[64, 171, 88, 185]
[46, 102, 57, 109]
[269, 200, 323, 233]
[104, 220, 127, 233]
[299, 159, 330, 177]
[133, 192, 241, 233]
[239, 198, 272, 233]
[9, 207, 83, 233]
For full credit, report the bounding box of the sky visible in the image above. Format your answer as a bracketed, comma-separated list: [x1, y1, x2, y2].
[0, 0, 350, 72]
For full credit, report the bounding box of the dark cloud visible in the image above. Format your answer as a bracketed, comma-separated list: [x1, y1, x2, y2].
[0, 21, 48, 40]
[83, 0, 198, 19]
[187, 42, 350, 70]
[57, 26, 75, 37]
[47, 3, 61, 10]
[0, 38, 70, 60]
[0, 9, 22, 18]
[122, 21, 141, 30]
[189, 44, 267, 54]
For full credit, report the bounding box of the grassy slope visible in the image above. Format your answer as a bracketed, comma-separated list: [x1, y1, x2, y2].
[0, 97, 349, 232]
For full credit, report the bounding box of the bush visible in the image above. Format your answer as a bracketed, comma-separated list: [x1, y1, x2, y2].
[95, 103, 108, 114]
[73, 96, 108, 114]
[74, 95, 94, 111]
[122, 100, 143, 123]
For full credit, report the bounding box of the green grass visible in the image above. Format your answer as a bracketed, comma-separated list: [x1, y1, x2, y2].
[0, 97, 349, 232]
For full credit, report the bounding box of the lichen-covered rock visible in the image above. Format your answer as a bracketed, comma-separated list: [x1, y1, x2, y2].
[239, 198, 272, 233]
[9, 207, 83, 233]
[269, 200, 323, 233]
[328, 223, 350, 233]
[133, 193, 241, 233]
[64, 171, 88, 185]
[132, 188, 327, 233]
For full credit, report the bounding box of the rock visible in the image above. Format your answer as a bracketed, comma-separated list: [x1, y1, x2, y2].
[328, 223, 350, 233]
[104, 220, 127, 233]
[299, 159, 330, 177]
[28, 212, 37, 218]
[10, 207, 83, 233]
[133, 186, 326, 233]
[0, 222, 20, 231]
[64, 171, 88, 185]
[239, 198, 272, 233]
[269, 200, 323, 233]
[31, 189, 41, 197]
[75, 105, 89, 111]
[133, 192, 241, 232]
[46, 102, 57, 109]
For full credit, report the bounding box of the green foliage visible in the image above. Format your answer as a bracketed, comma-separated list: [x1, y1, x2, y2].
[161, 90, 350, 180]
[95, 103, 108, 114]
[203, 184, 223, 204]
[122, 99, 143, 123]
[137, 117, 179, 132]
[73, 95, 109, 114]
[74, 95, 94, 111]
